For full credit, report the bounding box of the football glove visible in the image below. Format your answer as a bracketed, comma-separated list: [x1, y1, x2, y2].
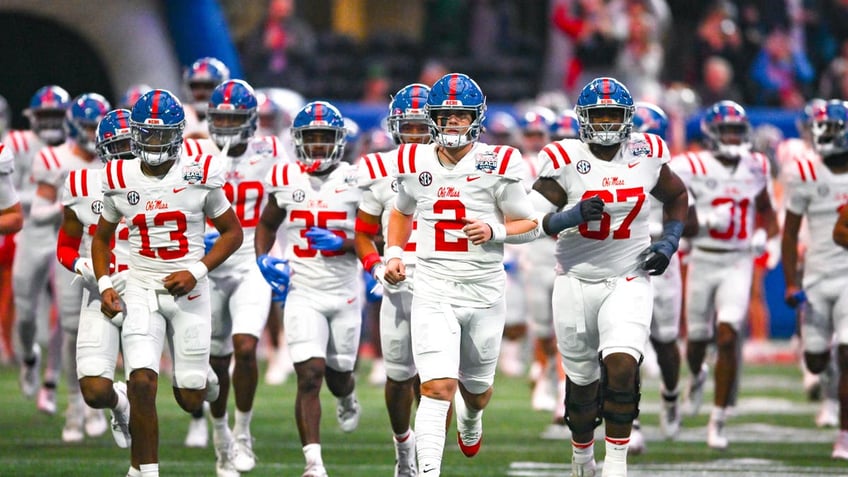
[640, 220, 684, 276]
[257, 254, 292, 299]
[544, 196, 605, 235]
[305, 226, 344, 251]
[785, 289, 807, 309]
[73, 257, 97, 285]
[362, 269, 383, 302]
[703, 202, 733, 231]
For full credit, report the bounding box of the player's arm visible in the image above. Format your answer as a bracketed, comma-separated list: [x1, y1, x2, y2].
[384, 207, 412, 285]
[204, 208, 243, 270]
[92, 215, 121, 317]
[835, 205, 848, 248]
[464, 181, 540, 245]
[30, 182, 61, 225]
[530, 177, 604, 235]
[0, 203, 22, 235]
[354, 208, 382, 276]
[255, 196, 287, 256]
[782, 209, 805, 307]
[641, 164, 688, 275]
[755, 186, 780, 238]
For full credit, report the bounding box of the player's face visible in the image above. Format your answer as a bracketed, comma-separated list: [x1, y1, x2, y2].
[189, 81, 216, 103]
[433, 110, 473, 136]
[522, 130, 548, 154]
[32, 109, 65, 131]
[398, 120, 430, 144]
[209, 111, 247, 129]
[587, 107, 624, 126]
[81, 123, 98, 145]
[301, 129, 337, 159]
[716, 124, 748, 145]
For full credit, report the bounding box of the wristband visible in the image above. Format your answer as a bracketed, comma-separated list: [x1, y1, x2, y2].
[384, 245, 404, 262]
[486, 222, 507, 242]
[361, 252, 382, 274]
[98, 275, 114, 294]
[188, 261, 209, 281]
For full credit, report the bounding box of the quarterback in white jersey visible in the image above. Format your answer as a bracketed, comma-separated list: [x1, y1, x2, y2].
[57, 108, 134, 448]
[92, 90, 242, 477]
[529, 78, 688, 477]
[0, 143, 22, 232]
[203, 80, 284, 474]
[784, 99, 848, 459]
[384, 74, 540, 477]
[670, 100, 778, 451]
[16, 94, 111, 425]
[354, 83, 430, 477]
[254, 101, 362, 477]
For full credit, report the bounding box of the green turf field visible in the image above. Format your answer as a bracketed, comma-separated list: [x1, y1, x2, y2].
[1, 350, 846, 476]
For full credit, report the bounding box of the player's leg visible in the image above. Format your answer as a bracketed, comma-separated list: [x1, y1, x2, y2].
[553, 276, 602, 477]
[206, 276, 238, 475]
[122, 284, 168, 474]
[325, 294, 362, 432]
[228, 267, 272, 472]
[285, 291, 334, 476]
[12, 237, 51, 398]
[526, 266, 558, 413]
[826, 283, 848, 458]
[650, 252, 683, 439]
[410, 297, 462, 476]
[597, 275, 651, 473]
[708, 252, 754, 450]
[499, 251, 527, 378]
[683, 251, 720, 416]
[380, 286, 417, 476]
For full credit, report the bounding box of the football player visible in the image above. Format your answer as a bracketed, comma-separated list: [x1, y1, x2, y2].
[671, 100, 779, 450]
[382, 73, 541, 476]
[57, 108, 134, 448]
[0, 141, 22, 233]
[203, 79, 285, 475]
[183, 56, 231, 139]
[530, 77, 688, 476]
[786, 100, 848, 459]
[255, 101, 362, 477]
[354, 83, 431, 477]
[92, 89, 242, 477]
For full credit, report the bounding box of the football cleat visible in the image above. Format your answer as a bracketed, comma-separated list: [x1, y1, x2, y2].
[570, 452, 596, 477]
[660, 395, 681, 439]
[685, 364, 709, 416]
[832, 431, 848, 460]
[19, 345, 41, 399]
[62, 398, 86, 443]
[393, 431, 417, 477]
[336, 392, 361, 433]
[301, 464, 328, 477]
[455, 395, 483, 458]
[707, 417, 728, 450]
[232, 434, 256, 472]
[110, 381, 131, 448]
[84, 406, 108, 437]
[215, 440, 241, 477]
[36, 385, 57, 415]
[816, 398, 840, 428]
[628, 421, 646, 455]
[185, 403, 209, 448]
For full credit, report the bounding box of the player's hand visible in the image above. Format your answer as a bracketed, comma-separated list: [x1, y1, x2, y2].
[578, 196, 605, 222]
[256, 255, 291, 300]
[203, 231, 220, 255]
[163, 270, 197, 297]
[784, 285, 807, 309]
[750, 228, 768, 256]
[73, 257, 97, 285]
[363, 269, 383, 302]
[384, 258, 406, 285]
[305, 226, 344, 251]
[100, 288, 123, 318]
[461, 217, 492, 245]
[706, 202, 733, 230]
[640, 240, 675, 276]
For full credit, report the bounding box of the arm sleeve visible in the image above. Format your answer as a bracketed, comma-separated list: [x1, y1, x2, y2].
[203, 187, 233, 219]
[498, 181, 538, 220]
[393, 178, 416, 216]
[101, 194, 122, 223]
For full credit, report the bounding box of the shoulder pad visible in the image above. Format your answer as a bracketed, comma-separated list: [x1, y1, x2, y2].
[488, 145, 526, 181]
[5, 130, 31, 154]
[633, 133, 668, 160]
[265, 162, 300, 190]
[395, 143, 426, 175]
[103, 159, 130, 191]
[0, 143, 13, 175]
[182, 137, 220, 157]
[539, 140, 575, 171]
[357, 151, 393, 188]
[782, 157, 818, 184]
[185, 154, 227, 188]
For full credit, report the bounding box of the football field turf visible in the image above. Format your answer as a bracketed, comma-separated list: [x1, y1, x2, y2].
[1, 346, 846, 476]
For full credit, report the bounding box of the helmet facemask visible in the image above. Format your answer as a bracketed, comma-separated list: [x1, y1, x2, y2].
[209, 108, 256, 150]
[30, 109, 67, 145]
[294, 127, 345, 173]
[97, 135, 134, 162]
[131, 121, 184, 166]
[392, 117, 431, 145]
[576, 105, 633, 146]
[427, 106, 484, 148]
[708, 122, 751, 159]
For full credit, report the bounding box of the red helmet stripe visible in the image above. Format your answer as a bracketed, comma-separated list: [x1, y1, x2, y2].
[118, 112, 129, 129]
[411, 85, 421, 108]
[223, 81, 236, 104]
[314, 103, 323, 123]
[448, 74, 460, 101]
[150, 90, 161, 119]
[601, 78, 611, 100]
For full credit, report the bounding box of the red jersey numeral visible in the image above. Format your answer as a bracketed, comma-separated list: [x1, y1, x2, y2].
[132, 211, 189, 260]
[223, 181, 264, 227]
[578, 187, 645, 240]
[289, 210, 348, 257]
[433, 199, 468, 252]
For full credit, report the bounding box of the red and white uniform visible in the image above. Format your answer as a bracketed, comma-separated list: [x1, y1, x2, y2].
[62, 168, 130, 379]
[782, 156, 848, 351]
[100, 154, 231, 389]
[3, 129, 44, 214]
[265, 161, 362, 370]
[208, 136, 283, 357]
[538, 133, 668, 384]
[670, 149, 771, 338]
[0, 143, 17, 209]
[357, 148, 419, 381]
[393, 142, 535, 391]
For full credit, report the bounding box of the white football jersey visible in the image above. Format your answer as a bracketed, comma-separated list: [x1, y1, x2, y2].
[671, 149, 770, 251]
[393, 142, 533, 306]
[538, 133, 669, 281]
[356, 149, 418, 265]
[3, 129, 45, 214]
[100, 154, 231, 288]
[62, 167, 130, 270]
[181, 137, 220, 158]
[265, 161, 361, 294]
[782, 155, 848, 288]
[32, 143, 100, 193]
[0, 143, 18, 209]
[214, 136, 287, 272]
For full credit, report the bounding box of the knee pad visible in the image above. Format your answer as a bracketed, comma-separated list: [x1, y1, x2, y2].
[599, 358, 641, 424]
[564, 376, 602, 434]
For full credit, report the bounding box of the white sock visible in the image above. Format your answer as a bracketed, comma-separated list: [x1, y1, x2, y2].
[126, 467, 141, 477]
[604, 436, 629, 466]
[113, 384, 129, 413]
[394, 428, 412, 443]
[415, 396, 451, 476]
[303, 443, 323, 468]
[234, 409, 252, 437]
[711, 406, 727, 423]
[459, 400, 482, 425]
[212, 413, 231, 448]
[139, 463, 159, 477]
[572, 439, 595, 464]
